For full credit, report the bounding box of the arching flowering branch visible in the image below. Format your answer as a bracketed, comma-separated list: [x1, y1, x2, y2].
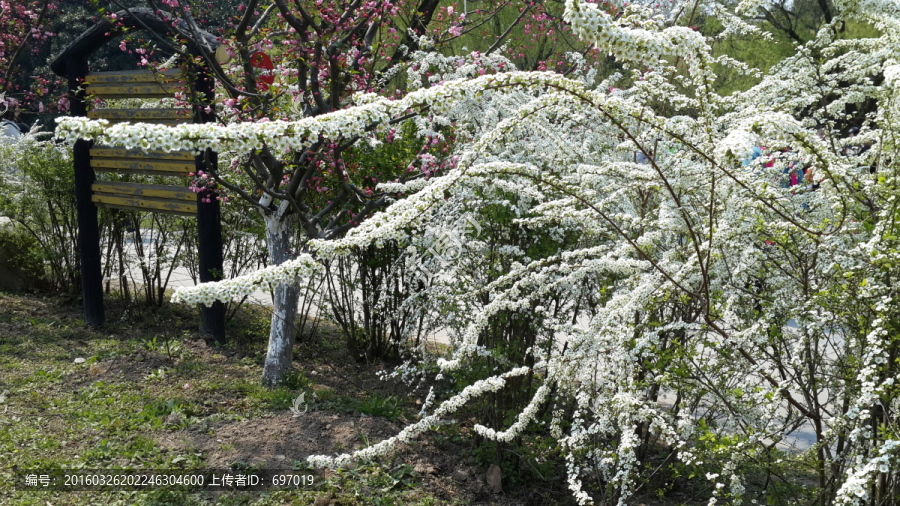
[170, 254, 321, 305]
[54, 71, 584, 157]
[306, 366, 532, 468]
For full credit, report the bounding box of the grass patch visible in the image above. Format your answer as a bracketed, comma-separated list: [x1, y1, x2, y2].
[0, 291, 478, 505]
[356, 394, 403, 420]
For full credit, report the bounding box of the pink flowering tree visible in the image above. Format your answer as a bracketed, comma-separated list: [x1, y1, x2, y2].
[0, 0, 58, 115]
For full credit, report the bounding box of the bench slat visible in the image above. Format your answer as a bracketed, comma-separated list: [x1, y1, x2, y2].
[93, 169, 191, 177]
[86, 83, 180, 98]
[91, 158, 194, 174]
[91, 194, 197, 215]
[83, 70, 183, 84]
[92, 181, 196, 202]
[90, 146, 195, 161]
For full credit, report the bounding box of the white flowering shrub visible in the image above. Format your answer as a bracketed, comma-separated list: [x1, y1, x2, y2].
[0, 135, 99, 293]
[53, 0, 900, 503]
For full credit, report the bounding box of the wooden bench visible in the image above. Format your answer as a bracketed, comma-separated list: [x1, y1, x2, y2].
[84, 70, 198, 216]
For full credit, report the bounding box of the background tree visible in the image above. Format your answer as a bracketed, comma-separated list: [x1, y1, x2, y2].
[1, 0, 58, 118]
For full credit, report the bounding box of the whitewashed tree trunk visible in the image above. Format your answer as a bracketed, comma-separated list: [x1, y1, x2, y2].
[262, 207, 301, 387]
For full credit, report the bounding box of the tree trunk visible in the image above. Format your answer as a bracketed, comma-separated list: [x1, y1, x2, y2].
[261, 211, 300, 387]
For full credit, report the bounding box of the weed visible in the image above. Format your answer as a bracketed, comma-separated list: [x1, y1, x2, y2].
[357, 394, 402, 419]
[282, 368, 310, 390]
[146, 367, 170, 380]
[271, 389, 296, 410]
[144, 334, 182, 359]
[30, 368, 63, 383]
[142, 397, 193, 418]
[175, 360, 207, 374]
[139, 489, 201, 505]
[229, 460, 263, 472]
[235, 379, 299, 411]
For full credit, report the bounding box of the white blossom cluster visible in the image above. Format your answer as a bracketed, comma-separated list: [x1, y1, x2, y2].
[405, 47, 516, 91]
[564, 0, 708, 66]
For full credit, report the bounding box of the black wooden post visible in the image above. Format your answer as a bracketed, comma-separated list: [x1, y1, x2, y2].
[194, 62, 226, 343]
[68, 57, 105, 327]
[197, 186, 225, 343]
